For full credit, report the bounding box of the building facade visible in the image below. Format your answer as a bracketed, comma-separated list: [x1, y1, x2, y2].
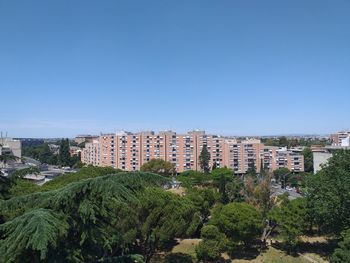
[0, 138, 22, 158]
[330, 131, 350, 146]
[81, 130, 304, 174]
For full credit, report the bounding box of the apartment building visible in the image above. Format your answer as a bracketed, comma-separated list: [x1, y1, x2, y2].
[81, 137, 100, 166]
[81, 130, 304, 174]
[223, 139, 264, 174]
[330, 131, 350, 146]
[260, 146, 304, 172]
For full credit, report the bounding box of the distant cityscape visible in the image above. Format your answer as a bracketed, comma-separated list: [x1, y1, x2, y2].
[2, 129, 349, 183]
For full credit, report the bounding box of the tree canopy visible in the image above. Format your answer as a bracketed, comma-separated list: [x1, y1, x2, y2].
[140, 158, 176, 177]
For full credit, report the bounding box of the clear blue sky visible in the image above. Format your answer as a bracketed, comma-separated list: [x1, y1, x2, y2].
[1, 0, 349, 138]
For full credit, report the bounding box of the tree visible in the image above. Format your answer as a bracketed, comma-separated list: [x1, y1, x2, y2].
[210, 202, 262, 246]
[273, 167, 290, 183]
[186, 188, 217, 223]
[302, 147, 313, 173]
[140, 159, 176, 177]
[0, 154, 19, 168]
[0, 171, 172, 262]
[58, 139, 71, 167]
[199, 144, 210, 174]
[0, 175, 12, 200]
[306, 150, 350, 235]
[331, 229, 350, 263]
[164, 253, 192, 263]
[225, 176, 245, 202]
[219, 175, 229, 204]
[196, 225, 227, 262]
[269, 198, 309, 250]
[136, 188, 200, 262]
[278, 136, 288, 147]
[0, 209, 69, 262]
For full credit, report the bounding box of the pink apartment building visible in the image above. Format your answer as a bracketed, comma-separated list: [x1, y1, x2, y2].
[81, 130, 304, 174]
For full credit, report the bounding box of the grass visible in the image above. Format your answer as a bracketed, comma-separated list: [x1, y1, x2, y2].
[170, 239, 323, 263]
[171, 238, 201, 259]
[232, 247, 309, 263]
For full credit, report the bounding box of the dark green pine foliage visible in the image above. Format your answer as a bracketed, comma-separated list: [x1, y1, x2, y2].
[199, 144, 210, 174]
[0, 208, 69, 262]
[0, 170, 200, 262]
[58, 138, 71, 167]
[219, 175, 229, 204]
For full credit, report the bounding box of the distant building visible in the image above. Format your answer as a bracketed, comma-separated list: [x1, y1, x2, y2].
[330, 131, 350, 146]
[312, 145, 350, 174]
[69, 146, 82, 157]
[260, 146, 304, 172]
[0, 138, 22, 158]
[81, 130, 305, 174]
[74, 135, 98, 145]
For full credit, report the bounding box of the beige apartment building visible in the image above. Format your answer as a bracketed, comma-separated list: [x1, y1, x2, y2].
[81, 130, 304, 174]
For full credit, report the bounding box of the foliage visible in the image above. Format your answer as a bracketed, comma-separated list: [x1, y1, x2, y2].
[41, 166, 120, 191]
[10, 167, 40, 180]
[302, 147, 313, 173]
[211, 167, 233, 182]
[199, 144, 210, 173]
[306, 150, 350, 235]
[185, 188, 218, 223]
[210, 202, 263, 246]
[164, 253, 193, 263]
[225, 176, 245, 202]
[273, 167, 290, 182]
[140, 158, 176, 177]
[331, 229, 350, 263]
[9, 179, 40, 197]
[262, 137, 329, 148]
[177, 170, 212, 188]
[0, 175, 12, 200]
[219, 174, 229, 204]
[58, 138, 71, 167]
[137, 188, 200, 261]
[269, 198, 308, 248]
[0, 170, 201, 262]
[0, 208, 69, 262]
[23, 143, 58, 165]
[195, 225, 227, 262]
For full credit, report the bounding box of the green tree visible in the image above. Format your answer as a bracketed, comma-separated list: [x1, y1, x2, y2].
[306, 150, 350, 235]
[164, 253, 192, 263]
[186, 188, 217, 223]
[0, 175, 12, 200]
[219, 175, 229, 204]
[136, 188, 200, 262]
[0, 171, 171, 262]
[273, 167, 290, 183]
[269, 198, 308, 250]
[331, 229, 350, 263]
[0, 209, 69, 262]
[278, 136, 288, 147]
[140, 158, 176, 177]
[58, 139, 71, 167]
[302, 147, 314, 173]
[196, 225, 227, 262]
[210, 202, 262, 246]
[199, 144, 210, 174]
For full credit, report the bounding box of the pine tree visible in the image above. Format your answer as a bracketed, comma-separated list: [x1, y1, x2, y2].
[199, 144, 210, 174]
[58, 139, 71, 167]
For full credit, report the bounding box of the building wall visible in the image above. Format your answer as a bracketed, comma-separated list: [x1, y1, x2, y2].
[313, 151, 332, 174]
[0, 138, 22, 158]
[81, 131, 304, 174]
